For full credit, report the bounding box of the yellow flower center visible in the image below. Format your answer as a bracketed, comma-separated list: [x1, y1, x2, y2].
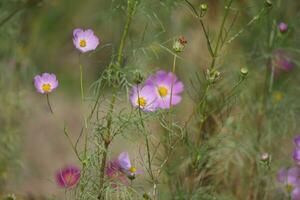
[273, 91, 284, 102]
[129, 166, 136, 173]
[137, 97, 147, 107]
[42, 83, 52, 92]
[158, 86, 168, 97]
[286, 184, 293, 193]
[65, 174, 74, 184]
[79, 39, 87, 47]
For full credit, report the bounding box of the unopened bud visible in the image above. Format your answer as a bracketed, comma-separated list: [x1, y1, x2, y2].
[133, 71, 144, 84]
[240, 67, 248, 79]
[206, 68, 221, 84]
[173, 36, 187, 53]
[265, 0, 272, 7]
[259, 152, 271, 168]
[278, 22, 288, 33]
[200, 3, 208, 11]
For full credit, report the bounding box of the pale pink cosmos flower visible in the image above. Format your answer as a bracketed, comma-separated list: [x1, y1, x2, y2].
[130, 85, 158, 112]
[118, 152, 143, 179]
[73, 28, 100, 53]
[56, 166, 81, 188]
[34, 73, 58, 94]
[145, 70, 184, 109]
[106, 159, 128, 188]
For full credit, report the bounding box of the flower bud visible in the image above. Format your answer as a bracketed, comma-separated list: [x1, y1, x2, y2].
[133, 71, 145, 85]
[206, 68, 221, 84]
[265, 0, 272, 7]
[278, 22, 288, 33]
[200, 3, 208, 11]
[259, 152, 271, 168]
[3, 194, 16, 200]
[173, 36, 187, 53]
[240, 67, 248, 79]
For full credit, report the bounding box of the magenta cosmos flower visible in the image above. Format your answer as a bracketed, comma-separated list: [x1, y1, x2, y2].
[279, 22, 288, 33]
[145, 70, 184, 109]
[130, 85, 158, 112]
[34, 73, 58, 94]
[56, 166, 81, 188]
[118, 152, 142, 179]
[270, 50, 294, 74]
[292, 135, 300, 165]
[278, 167, 300, 200]
[73, 28, 99, 53]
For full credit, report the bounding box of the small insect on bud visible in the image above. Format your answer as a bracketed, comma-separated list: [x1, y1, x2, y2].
[265, 0, 272, 7]
[206, 68, 221, 84]
[173, 36, 187, 53]
[240, 67, 248, 79]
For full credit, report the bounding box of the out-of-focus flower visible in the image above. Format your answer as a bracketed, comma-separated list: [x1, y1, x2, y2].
[118, 152, 142, 180]
[279, 22, 288, 33]
[270, 50, 294, 74]
[295, 135, 300, 148]
[292, 189, 300, 200]
[130, 85, 158, 112]
[106, 159, 128, 187]
[145, 70, 184, 109]
[34, 73, 58, 94]
[277, 167, 300, 199]
[73, 28, 99, 53]
[56, 166, 81, 188]
[173, 36, 187, 53]
[272, 91, 284, 103]
[293, 149, 300, 165]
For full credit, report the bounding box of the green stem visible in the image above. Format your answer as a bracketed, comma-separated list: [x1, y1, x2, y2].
[210, 0, 234, 69]
[46, 94, 53, 114]
[116, 0, 137, 67]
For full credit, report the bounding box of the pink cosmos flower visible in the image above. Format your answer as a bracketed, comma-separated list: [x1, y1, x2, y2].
[118, 152, 142, 179]
[277, 167, 300, 200]
[56, 166, 81, 188]
[73, 28, 99, 53]
[145, 70, 184, 109]
[34, 73, 58, 94]
[130, 85, 158, 112]
[106, 159, 128, 187]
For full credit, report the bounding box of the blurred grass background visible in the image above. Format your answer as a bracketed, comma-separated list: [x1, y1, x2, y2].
[0, 0, 300, 199]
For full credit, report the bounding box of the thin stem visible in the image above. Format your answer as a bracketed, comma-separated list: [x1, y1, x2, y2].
[46, 94, 53, 114]
[79, 61, 84, 104]
[98, 93, 116, 199]
[210, 0, 234, 69]
[116, 0, 137, 67]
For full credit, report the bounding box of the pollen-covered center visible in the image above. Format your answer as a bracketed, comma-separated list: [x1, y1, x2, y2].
[79, 39, 87, 47]
[64, 173, 74, 185]
[129, 166, 136, 173]
[158, 86, 168, 97]
[137, 97, 147, 107]
[42, 83, 52, 92]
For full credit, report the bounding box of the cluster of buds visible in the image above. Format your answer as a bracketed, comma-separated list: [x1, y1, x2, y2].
[173, 36, 187, 53]
[206, 68, 221, 84]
